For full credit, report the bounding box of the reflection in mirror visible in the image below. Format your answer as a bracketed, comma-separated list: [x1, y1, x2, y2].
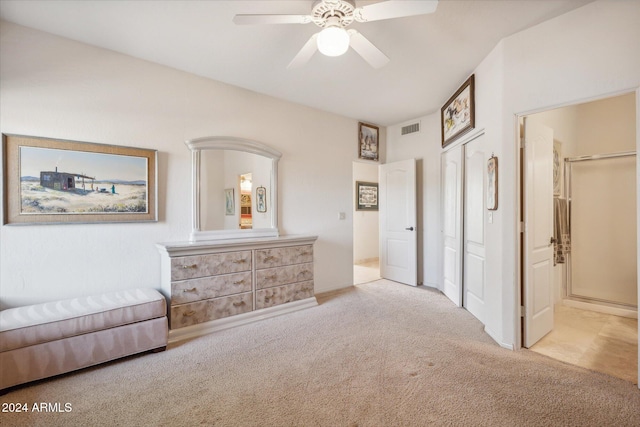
[187, 137, 281, 242]
[240, 173, 252, 229]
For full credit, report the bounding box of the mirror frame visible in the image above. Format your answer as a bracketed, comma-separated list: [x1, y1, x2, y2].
[186, 136, 282, 242]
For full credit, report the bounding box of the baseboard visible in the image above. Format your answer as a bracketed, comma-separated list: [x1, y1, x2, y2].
[168, 297, 318, 343]
[484, 326, 514, 350]
[354, 257, 379, 265]
[562, 298, 637, 319]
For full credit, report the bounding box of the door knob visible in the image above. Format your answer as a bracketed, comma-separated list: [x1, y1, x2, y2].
[405, 227, 414, 231]
[549, 237, 556, 246]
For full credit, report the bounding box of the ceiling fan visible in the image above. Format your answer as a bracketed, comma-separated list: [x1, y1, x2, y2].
[233, 0, 438, 69]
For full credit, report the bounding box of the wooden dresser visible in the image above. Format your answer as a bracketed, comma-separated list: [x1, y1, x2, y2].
[157, 235, 317, 341]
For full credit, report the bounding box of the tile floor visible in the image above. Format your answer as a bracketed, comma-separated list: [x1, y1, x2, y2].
[530, 304, 638, 384]
[353, 259, 380, 285]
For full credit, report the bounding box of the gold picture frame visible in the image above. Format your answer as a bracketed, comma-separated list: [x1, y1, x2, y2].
[2, 134, 157, 225]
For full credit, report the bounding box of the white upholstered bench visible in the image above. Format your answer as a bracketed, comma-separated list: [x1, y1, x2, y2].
[0, 288, 168, 391]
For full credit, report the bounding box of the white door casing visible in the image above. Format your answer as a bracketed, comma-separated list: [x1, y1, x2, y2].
[442, 146, 463, 306]
[464, 140, 486, 322]
[523, 119, 555, 348]
[379, 159, 417, 286]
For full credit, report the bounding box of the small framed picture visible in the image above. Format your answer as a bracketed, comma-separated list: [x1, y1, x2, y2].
[358, 122, 379, 161]
[356, 181, 378, 211]
[256, 186, 267, 213]
[441, 75, 475, 148]
[487, 156, 498, 211]
[224, 188, 235, 215]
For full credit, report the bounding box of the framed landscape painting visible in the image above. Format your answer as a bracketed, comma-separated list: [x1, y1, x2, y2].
[441, 74, 475, 148]
[2, 134, 157, 224]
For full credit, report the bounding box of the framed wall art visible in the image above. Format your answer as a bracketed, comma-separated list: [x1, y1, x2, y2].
[441, 74, 475, 148]
[224, 188, 235, 215]
[358, 122, 379, 161]
[2, 134, 157, 225]
[256, 186, 267, 213]
[553, 141, 562, 196]
[487, 155, 498, 211]
[356, 181, 378, 211]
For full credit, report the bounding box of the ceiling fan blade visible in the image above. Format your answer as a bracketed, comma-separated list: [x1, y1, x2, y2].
[287, 34, 319, 69]
[348, 30, 389, 69]
[355, 0, 438, 22]
[233, 14, 312, 25]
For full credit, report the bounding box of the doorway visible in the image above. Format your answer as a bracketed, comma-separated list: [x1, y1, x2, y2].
[520, 92, 638, 383]
[353, 161, 381, 285]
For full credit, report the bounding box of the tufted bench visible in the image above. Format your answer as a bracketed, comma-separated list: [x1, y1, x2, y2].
[0, 288, 168, 391]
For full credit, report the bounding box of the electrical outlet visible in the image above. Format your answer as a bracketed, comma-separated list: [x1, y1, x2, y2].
[339, 212, 346, 220]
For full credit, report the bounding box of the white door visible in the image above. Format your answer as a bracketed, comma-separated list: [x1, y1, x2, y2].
[463, 140, 486, 322]
[523, 119, 555, 348]
[379, 159, 417, 286]
[441, 146, 463, 306]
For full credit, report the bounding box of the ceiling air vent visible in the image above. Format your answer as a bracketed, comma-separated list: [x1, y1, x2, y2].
[401, 122, 420, 136]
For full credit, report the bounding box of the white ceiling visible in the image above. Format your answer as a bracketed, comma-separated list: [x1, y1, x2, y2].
[0, 0, 593, 126]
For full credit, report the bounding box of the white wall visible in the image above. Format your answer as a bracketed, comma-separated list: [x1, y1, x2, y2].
[386, 0, 640, 349]
[201, 150, 225, 231]
[0, 20, 358, 308]
[353, 161, 379, 264]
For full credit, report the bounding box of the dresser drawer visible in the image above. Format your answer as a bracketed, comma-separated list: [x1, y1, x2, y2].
[170, 250, 251, 281]
[255, 245, 313, 269]
[170, 292, 253, 329]
[255, 281, 314, 310]
[171, 271, 252, 305]
[256, 263, 313, 290]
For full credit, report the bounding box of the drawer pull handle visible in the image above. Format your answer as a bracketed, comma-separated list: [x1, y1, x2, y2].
[233, 280, 245, 285]
[181, 264, 197, 269]
[183, 287, 197, 293]
[263, 255, 275, 262]
[233, 259, 247, 264]
[233, 301, 246, 307]
[266, 274, 277, 280]
[184, 310, 196, 317]
[300, 251, 311, 256]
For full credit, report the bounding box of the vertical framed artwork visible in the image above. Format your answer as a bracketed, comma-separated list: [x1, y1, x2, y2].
[487, 155, 498, 211]
[441, 74, 475, 148]
[356, 181, 378, 211]
[358, 122, 379, 161]
[224, 188, 235, 215]
[2, 134, 157, 225]
[256, 186, 267, 213]
[553, 141, 562, 196]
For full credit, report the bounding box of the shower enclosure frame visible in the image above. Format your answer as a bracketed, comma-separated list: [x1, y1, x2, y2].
[564, 150, 637, 309]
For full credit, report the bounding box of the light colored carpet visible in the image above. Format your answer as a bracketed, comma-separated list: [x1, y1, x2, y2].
[2, 280, 639, 426]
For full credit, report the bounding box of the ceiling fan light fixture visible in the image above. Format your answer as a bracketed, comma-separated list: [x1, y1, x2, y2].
[316, 26, 350, 57]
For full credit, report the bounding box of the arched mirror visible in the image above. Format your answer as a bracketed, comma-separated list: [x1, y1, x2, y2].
[186, 136, 281, 242]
